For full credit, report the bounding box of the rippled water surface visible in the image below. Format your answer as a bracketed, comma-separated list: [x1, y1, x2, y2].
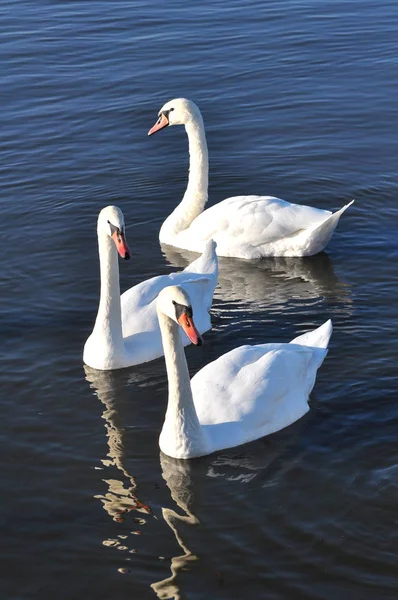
[1, 1, 398, 598]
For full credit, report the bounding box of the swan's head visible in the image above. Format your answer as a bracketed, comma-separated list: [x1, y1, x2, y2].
[97, 205, 131, 260]
[157, 285, 203, 346]
[148, 98, 201, 136]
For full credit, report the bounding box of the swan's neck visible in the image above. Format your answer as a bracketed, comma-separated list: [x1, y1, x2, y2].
[160, 114, 209, 241]
[183, 116, 209, 210]
[92, 232, 124, 349]
[158, 311, 207, 458]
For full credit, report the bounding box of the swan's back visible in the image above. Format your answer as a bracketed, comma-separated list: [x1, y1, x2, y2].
[190, 321, 332, 453]
[176, 195, 331, 258]
[118, 240, 218, 365]
[121, 239, 217, 338]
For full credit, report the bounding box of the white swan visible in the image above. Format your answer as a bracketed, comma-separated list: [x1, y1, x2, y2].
[156, 285, 332, 459]
[148, 98, 354, 259]
[83, 206, 218, 370]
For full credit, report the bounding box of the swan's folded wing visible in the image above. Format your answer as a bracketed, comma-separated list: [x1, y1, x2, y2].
[121, 272, 215, 338]
[121, 236, 217, 339]
[191, 342, 326, 449]
[187, 195, 331, 247]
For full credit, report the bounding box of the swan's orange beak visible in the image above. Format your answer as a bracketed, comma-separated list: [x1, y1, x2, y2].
[112, 230, 131, 260]
[178, 314, 203, 346]
[148, 113, 169, 136]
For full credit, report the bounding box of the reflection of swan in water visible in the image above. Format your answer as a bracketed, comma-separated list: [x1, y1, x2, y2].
[85, 366, 312, 598]
[152, 422, 307, 599]
[84, 366, 151, 527]
[151, 454, 199, 600]
[162, 244, 352, 310]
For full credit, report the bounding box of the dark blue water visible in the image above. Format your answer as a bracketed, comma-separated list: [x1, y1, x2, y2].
[1, 1, 398, 598]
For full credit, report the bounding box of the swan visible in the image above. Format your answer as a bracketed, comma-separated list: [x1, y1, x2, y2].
[83, 206, 218, 370]
[156, 285, 332, 459]
[148, 98, 354, 259]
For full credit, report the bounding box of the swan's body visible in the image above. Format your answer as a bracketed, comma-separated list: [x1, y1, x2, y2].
[83, 206, 218, 371]
[156, 285, 332, 459]
[148, 98, 353, 259]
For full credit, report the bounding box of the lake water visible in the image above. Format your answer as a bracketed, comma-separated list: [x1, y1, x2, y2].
[1, 0, 398, 598]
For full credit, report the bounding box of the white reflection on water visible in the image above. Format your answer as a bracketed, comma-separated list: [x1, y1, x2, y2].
[151, 454, 200, 600]
[162, 244, 353, 313]
[84, 366, 151, 527]
[152, 419, 307, 599]
[84, 360, 315, 599]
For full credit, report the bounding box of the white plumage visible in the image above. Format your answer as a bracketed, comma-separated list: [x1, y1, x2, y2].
[148, 98, 353, 258]
[156, 284, 332, 459]
[169, 194, 353, 259]
[83, 206, 218, 370]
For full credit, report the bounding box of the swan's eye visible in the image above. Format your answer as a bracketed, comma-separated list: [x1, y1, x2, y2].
[108, 220, 118, 236]
[174, 302, 193, 323]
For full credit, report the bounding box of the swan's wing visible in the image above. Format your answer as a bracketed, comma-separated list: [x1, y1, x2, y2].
[191, 341, 327, 449]
[121, 273, 214, 336]
[187, 195, 331, 247]
[119, 272, 216, 365]
[121, 236, 217, 342]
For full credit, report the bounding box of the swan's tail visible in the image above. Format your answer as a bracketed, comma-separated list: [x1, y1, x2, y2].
[290, 320, 332, 391]
[183, 239, 218, 277]
[180, 240, 218, 329]
[290, 319, 332, 349]
[303, 200, 354, 256]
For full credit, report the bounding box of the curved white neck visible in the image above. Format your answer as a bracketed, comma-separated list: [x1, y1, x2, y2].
[158, 310, 207, 458]
[92, 231, 124, 349]
[160, 113, 209, 240]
